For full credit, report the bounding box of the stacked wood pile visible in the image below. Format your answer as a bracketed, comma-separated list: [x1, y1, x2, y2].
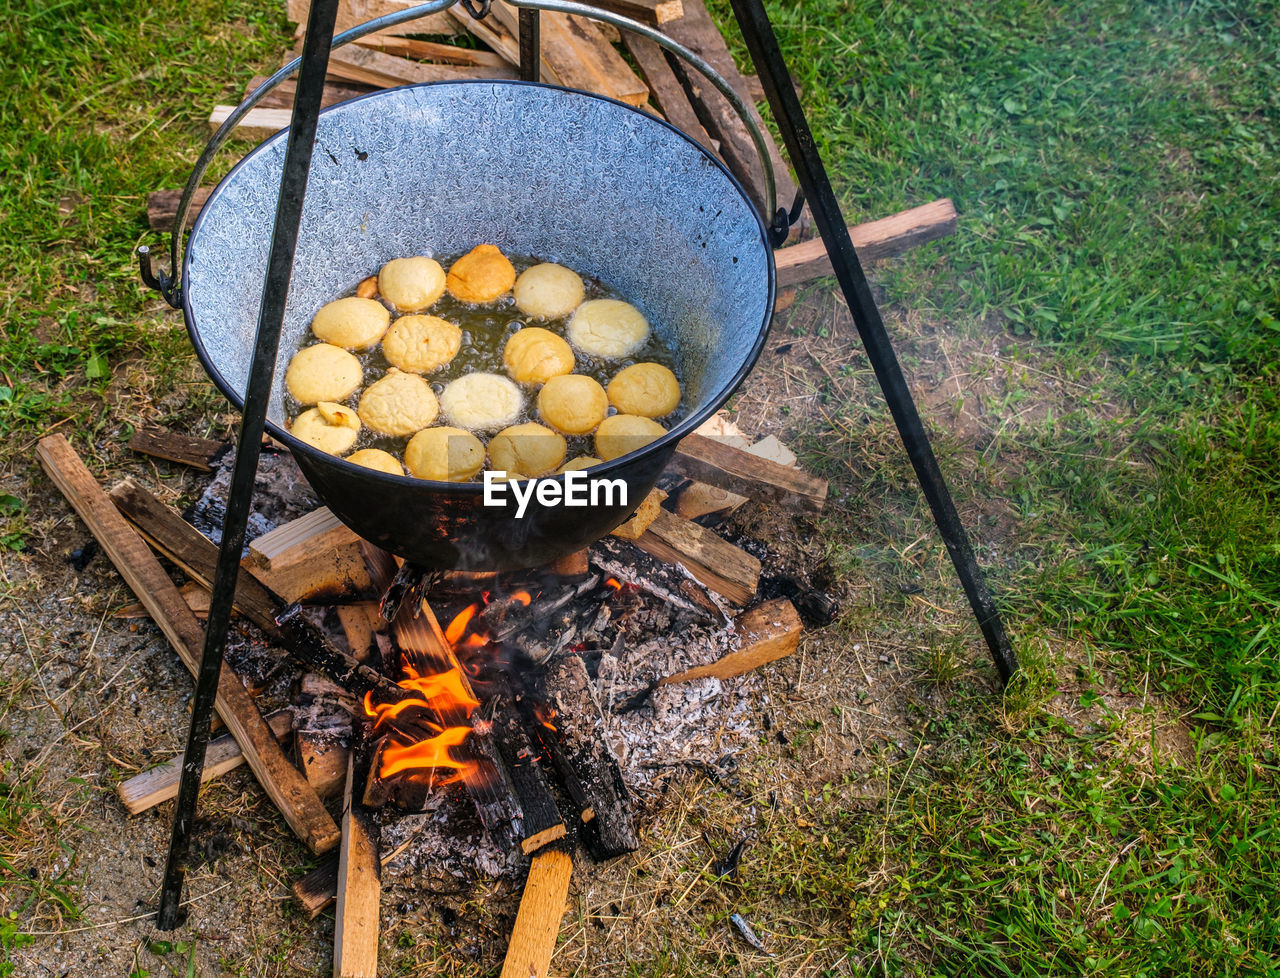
[38, 408, 826, 978]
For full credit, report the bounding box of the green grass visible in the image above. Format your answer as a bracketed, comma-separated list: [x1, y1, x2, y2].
[2, 0, 1279, 973]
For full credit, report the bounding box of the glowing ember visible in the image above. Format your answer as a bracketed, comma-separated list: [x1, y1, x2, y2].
[511, 590, 533, 606]
[605, 578, 622, 591]
[537, 704, 558, 732]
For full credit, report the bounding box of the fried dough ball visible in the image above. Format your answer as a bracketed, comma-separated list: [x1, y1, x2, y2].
[538, 374, 608, 435]
[404, 426, 486, 482]
[378, 256, 446, 312]
[504, 327, 575, 386]
[606, 362, 681, 418]
[567, 298, 649, 358]
[285, 343, 362, 405]
[382, 315, 462, 374]
[291, 401, 360, 455]
[513, 262, 585, 320]
[345, 448, 404, 475]
[595, 414, 666, 460]
[310, 296, 390, 351]
[438, 373, 524, 433]
[357, 368, 439, 437]
[558, 456, 602, 473]
[446, 244, 516, 304]
[488, 422, 567, 478]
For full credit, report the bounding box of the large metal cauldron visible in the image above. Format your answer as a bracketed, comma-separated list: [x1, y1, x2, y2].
[184, 81, 774, 570]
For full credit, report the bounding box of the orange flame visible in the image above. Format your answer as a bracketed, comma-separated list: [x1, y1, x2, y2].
[511, 590, 533, 606]
[605, 578, 622, 591]
[380, 724, 475, 782]
[445, 603, 480, 646]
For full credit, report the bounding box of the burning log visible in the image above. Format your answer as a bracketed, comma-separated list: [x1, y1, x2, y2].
[37, 435, 340, 854]
[528, 655, 637, 860]
[489, 699, 566, 855]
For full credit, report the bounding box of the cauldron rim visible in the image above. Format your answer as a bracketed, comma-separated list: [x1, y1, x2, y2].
[183, 79, 776, 494]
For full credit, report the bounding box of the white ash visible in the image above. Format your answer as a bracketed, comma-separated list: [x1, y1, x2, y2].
[379, 791, 516, 882]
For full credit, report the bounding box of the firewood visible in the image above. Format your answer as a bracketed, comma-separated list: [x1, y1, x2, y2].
[446, 5, 520, 65]
[146, 188, 213, 231]
[609, 488, 667, 541]
[622, 34, 717, 154]
[305, 43, 506, 88]
[531, 654, 637, 859]
[127, 428, 227, 471]
[668, 432, 827, 513]
[490, 700, 566, 855]
[111, 478, 374, 606]
[248, 506, 360, 571]
[661, 0, 797, 221]
[113, 581, 211, 620]
[208, 105, 294, 141]
[335, 601, 385, 663]
[499, 847, 573, 978]
[333, 753, 381, 978]
[774, 198, 960, 287]
[349, 34, 509, 67]
[37, 435, 340, 855]
[547, 549, 590, 579]
[243, 74, 377, 111]
[635, 509, 761, 606]
[583, 0, 683, 25]
[659, 597, 802, 684]
[676, 435, 798, 521]
[297, 733, 350, 801]
[285, 0, 460, 36]
[116, 710, 293, 815]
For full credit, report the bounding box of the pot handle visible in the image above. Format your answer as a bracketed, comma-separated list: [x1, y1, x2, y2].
[138, 0, 779, 307]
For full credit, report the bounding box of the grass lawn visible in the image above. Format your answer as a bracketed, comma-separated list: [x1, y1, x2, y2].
[2, 0, 1278, 974]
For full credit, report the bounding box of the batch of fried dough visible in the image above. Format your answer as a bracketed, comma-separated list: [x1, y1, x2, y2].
[284, 243, 682, 481]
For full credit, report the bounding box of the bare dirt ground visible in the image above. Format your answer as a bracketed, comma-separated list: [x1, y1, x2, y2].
[0, 276, 1133, 977]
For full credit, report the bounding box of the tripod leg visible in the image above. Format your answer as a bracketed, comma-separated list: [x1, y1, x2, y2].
[725, 0, 1019, 683]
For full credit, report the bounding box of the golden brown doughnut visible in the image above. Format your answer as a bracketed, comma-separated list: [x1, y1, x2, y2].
[285, 343, 362, 405]
[567, 298, 649, 358]
[504, 327, 575, 386]
[606, 362, 681, 418]
[382, 315, 463, 374]
[345, 448, 403, 475]
[488, 422, 567, 477]
[538, 374, 608, 435]
[310, 296, 389, 351]
[378, 256, 446, 312]
[595, 414, 666, 460]
[438, 373, 524, 433]
[357, 368, 439, 436]
[290, 401, 361, 455]
[446, 244, 516, 304]
[558, 456, 602, 473]
[404, 426, 486, 482]
[513, 262, 585, 320]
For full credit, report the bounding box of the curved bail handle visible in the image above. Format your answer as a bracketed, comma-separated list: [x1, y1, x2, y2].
[139, 0, 461, 306]
[506, 0, 779, 235]
[138, 0, 781, 303]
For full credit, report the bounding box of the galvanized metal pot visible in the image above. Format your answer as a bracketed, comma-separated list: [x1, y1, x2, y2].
[183, 81, 775, 570]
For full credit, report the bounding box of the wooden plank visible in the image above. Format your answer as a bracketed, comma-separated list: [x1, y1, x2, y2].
[660, 597, 801, 684]
[483, 2, 647, 106]
[128, 428, 226, 471]
[208, 106, 294, 141]
[609, 488, 666, 541]
[774, 198, 959, 286]
[294, 857, 340, 919]
[661, 0, 797, 220]
[316, 44, 504, 88]
[677, 433, 797, 520]
[298, 733, 350, 801]
[243, 75, 378, 112]
[622, 34, 716, 154]
[286, 0, 460, 36]
[499, 848, 573, 978]
[351, 34, 509, 67]
[116, 710, 293, 815]
[446, 5, 521, 65]
[146, 187, 212, 231]
[114, 581, 211, 620]
[668, 432, 827, 513]
[635, 508, 760, 606]
[37, 436, 340, 855]
[582, 0, 683, 26]
[333, 755, 381, 978]
[248, 507, 360, 571]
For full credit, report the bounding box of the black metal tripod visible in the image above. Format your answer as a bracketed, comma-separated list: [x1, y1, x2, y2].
[149, 0, 1017, 929]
